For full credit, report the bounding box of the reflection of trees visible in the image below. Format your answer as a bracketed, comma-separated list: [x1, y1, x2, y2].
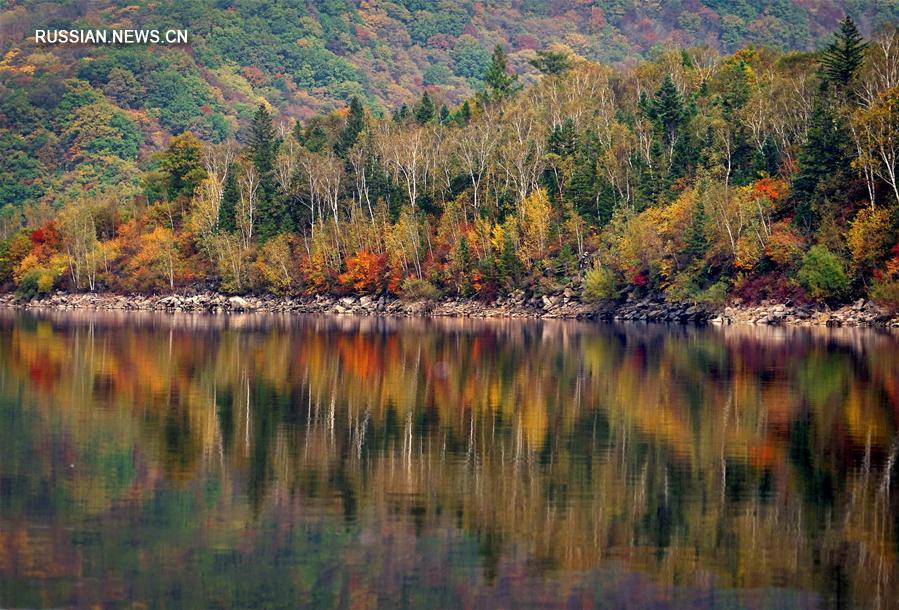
[0, 312, 897, 608]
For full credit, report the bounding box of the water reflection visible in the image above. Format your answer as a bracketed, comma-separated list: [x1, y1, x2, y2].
[0, 311, 896, 609]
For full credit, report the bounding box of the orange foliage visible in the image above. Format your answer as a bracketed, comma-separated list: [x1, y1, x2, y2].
[752, 177, 786, 202]
[338, 251, 387, 294]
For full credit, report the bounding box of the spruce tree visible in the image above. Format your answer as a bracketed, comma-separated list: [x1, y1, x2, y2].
[303, 124, 328, 153]
[454, 100, 472, 125]
[684, 198, 707, 259]
[821, 16, 867, 91]
[249, 104, 285, 241]
[791, 95, 850, 231]
[483, 44, 519, 102]
[414, 91, 435, 124]
[335, 96, 365, 156]
[218, 164, 238, 233]
[499, 233, 522, 287]
[648, 74, 687, 150]
[566, 130, 599, 217]
[530, 49, 571, 75]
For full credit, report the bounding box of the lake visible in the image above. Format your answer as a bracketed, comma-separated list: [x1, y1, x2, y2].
[0, 311, 896, 609]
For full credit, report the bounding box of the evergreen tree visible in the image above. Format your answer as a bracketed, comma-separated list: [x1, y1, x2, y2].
[530, 49, 571, 75]
[248, 104, 285, 241]
[454, 100, 472, 125]
[483, 45, 519, 102]
[303, 124, 328, 153]
[547, 118, 578, 156]
[335, 96, 365, 156]
[392, 104, 409, 122]
[455, 236, 473, 296]
[791, 95, 851, 231]
[414, 91, 436, 124]
[499, 232, 522, 286]
[821, 16, 867, 92]
[684, 198, 707, 259]
[218, 164, 238, 233]
[648, 74, 688, 150]
[438, 104, 450, 125]
[566, 130, 599, 217]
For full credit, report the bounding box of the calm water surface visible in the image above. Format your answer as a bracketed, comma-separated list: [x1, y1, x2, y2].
[0, 311, 897, 609]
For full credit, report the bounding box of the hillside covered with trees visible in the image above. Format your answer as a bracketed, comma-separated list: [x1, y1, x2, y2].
[2, 6, 899, 309]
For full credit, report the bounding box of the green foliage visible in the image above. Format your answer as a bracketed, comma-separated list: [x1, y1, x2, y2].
[218, 166, 239, 233]
[451, 36, 490, 81]
[583, 264, 619, 302]
[414, 92, 436, 124]
[159, 133, 206, 200]
[483, 45, 520, 102]
[791, 95, 850, 231]
[821, 16, 867, 91]
[530, 49, 572, 75]
[248, 105, 284, 241]
[335, 96, 365, 156]
[870, 279, 899, 312]
[400, 276, 440, 300]
[798, 245, 849, 299]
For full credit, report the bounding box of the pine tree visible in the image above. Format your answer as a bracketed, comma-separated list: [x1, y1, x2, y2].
[530, 49, 571, 75]
[218, 164, 238, 233]
[821, 16, 867, 91]
[438, 104, 450, 125]
[547, 118, 577, 156]
[335, 96, 365, 156]
[483, 44, 519, 102]
[684, 198, 707, 259]
[248, 104, 285, 241]
[648, 74, 687, 149]
[414, 91, 435, 124]
[498, 232, 522, 286]
[455, 236, 473, 296]
[791, 95, 851, 231]
[303, 124, 328, 153]
[454, 100, 472, 125]
[566, 130, 599, 217]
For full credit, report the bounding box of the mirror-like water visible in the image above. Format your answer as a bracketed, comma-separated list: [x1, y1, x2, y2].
[0, 311, 896, 609]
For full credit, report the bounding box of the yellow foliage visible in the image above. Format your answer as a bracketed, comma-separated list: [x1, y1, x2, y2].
[847, 207, 893, 271]
[518, 188, 552, 263]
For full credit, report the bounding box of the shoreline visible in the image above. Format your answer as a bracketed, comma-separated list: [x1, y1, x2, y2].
[1, 291, 897, 329]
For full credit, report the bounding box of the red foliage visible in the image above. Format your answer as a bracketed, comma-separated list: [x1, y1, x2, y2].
[752, 177, 786, 202]
[589, 7, 606, 30]
[732, 273, 809, 305]
[241, 66, 267, 86]
[514, 34, 539, 50]
[631, 271, 648, 286]
[31, 221, 62, 249]
[338, 251, 388, 294]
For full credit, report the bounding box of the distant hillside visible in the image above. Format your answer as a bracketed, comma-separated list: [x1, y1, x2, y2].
[0, 0, 896, 209]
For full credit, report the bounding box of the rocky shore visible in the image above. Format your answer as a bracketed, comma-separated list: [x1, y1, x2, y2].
[0, 291, 897, 328]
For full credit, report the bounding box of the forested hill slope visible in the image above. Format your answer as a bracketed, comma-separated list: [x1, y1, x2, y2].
[2, 0, 896, 211]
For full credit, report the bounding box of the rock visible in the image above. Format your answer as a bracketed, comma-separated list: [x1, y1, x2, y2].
[228, 296, 253, 311]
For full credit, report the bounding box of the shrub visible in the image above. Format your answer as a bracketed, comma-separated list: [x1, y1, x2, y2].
[338, 250, 387, 294]
[846, 207, 893, 273]
[16, 267, 59, 299]
[696, 280, 729, 306]
[400, 277, 440, 300]
[797, 245, 849, 300]
[870, 280, 899, 313]
[582, 264, 619, 302]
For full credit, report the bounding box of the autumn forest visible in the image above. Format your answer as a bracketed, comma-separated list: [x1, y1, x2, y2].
[2, 8, 899, 308]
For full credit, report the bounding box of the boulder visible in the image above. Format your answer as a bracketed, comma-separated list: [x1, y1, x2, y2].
[228, 296, 253, 311]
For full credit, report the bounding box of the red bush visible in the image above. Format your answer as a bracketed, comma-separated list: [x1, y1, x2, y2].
[338, 251, 388, 294]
